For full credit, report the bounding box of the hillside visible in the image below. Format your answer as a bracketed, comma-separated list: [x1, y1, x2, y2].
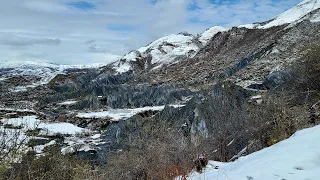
[186, 125, 320, 180]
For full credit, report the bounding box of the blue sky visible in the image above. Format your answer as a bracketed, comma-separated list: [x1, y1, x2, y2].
[68, 1, 96, 10]
[0, 0, 303, 65]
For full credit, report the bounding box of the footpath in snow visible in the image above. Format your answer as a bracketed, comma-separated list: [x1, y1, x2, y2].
[184, 125, 320, 180]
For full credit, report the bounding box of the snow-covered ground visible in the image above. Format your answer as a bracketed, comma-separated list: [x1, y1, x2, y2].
[184, 125, 320, 180]
[1, 115, 96, 156]
[2, 116, 85, 135]
[76, 105, 185, 121]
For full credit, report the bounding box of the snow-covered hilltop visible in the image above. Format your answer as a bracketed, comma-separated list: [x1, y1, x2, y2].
[112, 27, 230, 74]
[112, 33, 200, 73]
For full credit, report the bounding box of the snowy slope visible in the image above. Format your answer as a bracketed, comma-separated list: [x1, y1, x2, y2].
[184, 125, 320, 180]
[240, 0, 320, 29]
[139, 34, 199, 64]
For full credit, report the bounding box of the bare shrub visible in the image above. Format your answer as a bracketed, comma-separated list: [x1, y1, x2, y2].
[4, 145, 98, 180]
[105, 119, 194, 180]
[0, 125, 26, 174]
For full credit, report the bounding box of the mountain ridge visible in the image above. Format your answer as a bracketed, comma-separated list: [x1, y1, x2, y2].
[1, 0, 319, 88]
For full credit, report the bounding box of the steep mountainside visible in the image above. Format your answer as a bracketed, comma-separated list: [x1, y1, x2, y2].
[146, 20, 319, 87]
[106, 0, 320, 89]
[138, 0, 320, 87]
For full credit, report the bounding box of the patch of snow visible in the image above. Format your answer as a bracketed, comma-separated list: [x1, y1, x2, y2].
[115, 61, 132, 73]
[34, 140, 56, 154]
[184, 125, 320, 180]
[58, 100, 78, 105]
[123, 51, 139, 62]
[91, 134, 101, 139]
[0, 77, 8, 81]
[2, 116, 85, 135]
[250, 95, 262, 99]
[78, 144, 95, 152]
[76, 105, 185, 121]
[199, 26, 229, 45]
[39, 123, 84, 136]
[235, 80, 264, 89]
[238, 23, 257, 29]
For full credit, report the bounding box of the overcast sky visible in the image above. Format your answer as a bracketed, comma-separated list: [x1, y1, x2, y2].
[0, 0, 301, 65]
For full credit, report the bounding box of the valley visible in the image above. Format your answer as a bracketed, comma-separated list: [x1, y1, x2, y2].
[0, 0, 319, 179]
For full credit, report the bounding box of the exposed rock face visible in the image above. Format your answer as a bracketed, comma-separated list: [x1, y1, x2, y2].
[103, 84, 193, 109]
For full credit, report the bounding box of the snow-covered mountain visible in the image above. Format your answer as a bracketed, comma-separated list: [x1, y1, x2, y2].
[111, 0, 319, 75]
[112, 33, 199, 73]
[0, 60, 107, 84]
[2, 0, 319, 84]
[112, 27, 228, 73]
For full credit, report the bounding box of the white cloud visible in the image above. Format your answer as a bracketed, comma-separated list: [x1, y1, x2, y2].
[0, 35, 61, 46]
[0, 0, 302, 65]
